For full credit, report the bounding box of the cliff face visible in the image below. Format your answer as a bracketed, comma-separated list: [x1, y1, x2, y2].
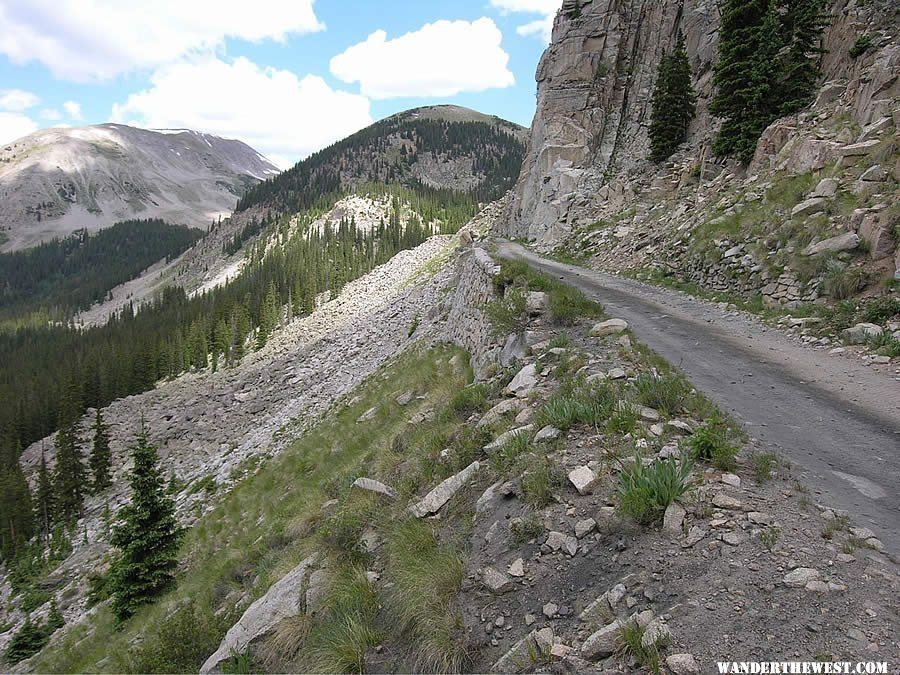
[507, 0, 899, 246]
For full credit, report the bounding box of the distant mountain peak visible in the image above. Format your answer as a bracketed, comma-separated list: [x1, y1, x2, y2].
[0, 123, 279, 251]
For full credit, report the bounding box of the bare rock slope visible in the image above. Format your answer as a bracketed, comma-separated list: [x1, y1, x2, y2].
[0, 124, 279, 251]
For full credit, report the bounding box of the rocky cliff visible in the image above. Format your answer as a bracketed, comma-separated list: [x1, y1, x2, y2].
[506, 0, 899, 247]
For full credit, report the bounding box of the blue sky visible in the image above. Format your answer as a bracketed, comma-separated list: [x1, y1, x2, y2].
[0, 0, 560, 167]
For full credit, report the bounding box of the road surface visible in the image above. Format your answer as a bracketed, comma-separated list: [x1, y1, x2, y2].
[498, 241, 900, 556]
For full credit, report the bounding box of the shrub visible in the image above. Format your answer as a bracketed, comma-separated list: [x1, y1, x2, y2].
[849, 34, 875, 58]
[126, 601, 231, 674]
[549, 284, 603, 325]
[688, 417, 738, 471]
[753, 452, 777, 483]
[618, 619, 668, 674]
[4, 616, 51, 664]
[858, 297, 900, 324]
[383, 520, 466, 673]
[759, 526, 781, 551]
[486, 289, 527, 335]
[617, 453, 693, 525]
[631, 373, 689, 416]
[821, 260, 866, 300]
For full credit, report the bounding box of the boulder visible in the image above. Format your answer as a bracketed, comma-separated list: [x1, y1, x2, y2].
[575, 518, 597, 539]
[501, 333, 528, 367]
[667, 653, 701, 675]
[838, 139, 880, 157]
[356, 406, 378, 423]
[568, 466, 600, 495]
[480, 566, 514, 594]
[859, 211, 897, 260]
[410, 461, 480, 517]
[534, 425, 561, 442]
[484, 425, 534, 452]
[200, 554, 320, 673]
[811, 178, 839, 198]
[791, 197, 827, 219]
[663, 502, 686, 533]
[590, 318, 628, 337]
[859, 164, 887, 182]
[351, 477, 398, 500]
[545, 530, 579, 556]
[478, 398, 523, 428]
[802, 232, 859, 257]
[783, 567, 820, 588]
[505, 364, 538, 398]
[842, 323, 883, 344]
[581, 620, 623, 659]
[526, 291, 549, 315]
[492, 628, 553, 673]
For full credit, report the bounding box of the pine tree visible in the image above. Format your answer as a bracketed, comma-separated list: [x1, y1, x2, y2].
[711, 0, 828, 162]
[90, 409, 112, 493]
[0, 458, 35, 561]
[53, 420, 86, 524]
[35, 448, 55, 541]
[778, 0, 828, 114]
[649, 33, 697, 163]
[109, 422, 181, 624]
[711, 0, 770, 159]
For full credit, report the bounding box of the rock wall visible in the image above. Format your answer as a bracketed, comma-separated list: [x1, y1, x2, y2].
[443, 247, 502, 377]
[505, 0, 899, 247]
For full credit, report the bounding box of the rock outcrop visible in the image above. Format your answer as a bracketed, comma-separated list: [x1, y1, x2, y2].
[505, 0, 899, 249]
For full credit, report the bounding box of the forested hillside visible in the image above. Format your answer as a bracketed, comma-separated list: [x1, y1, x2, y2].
[0, 220, 203, 323]
[236, 106, 525, 217]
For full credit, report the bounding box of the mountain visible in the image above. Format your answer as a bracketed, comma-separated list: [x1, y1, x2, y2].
[0, 124, 279, 251]
[235, 104, 527, 218]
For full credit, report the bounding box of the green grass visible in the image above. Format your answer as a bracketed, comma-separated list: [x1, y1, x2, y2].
[687, 417, 738, 471]
[382, 519, 466, 673]
[32, 346, 473, 673]
[618, 619, 668, 674]
[449, 383, 490, 416]
[617, 453, 693, 525]
[753, 452, 777, 483]
[630, 372, 689, 417]
[533, 381, 617, 431]
[521, 454, 562, 508]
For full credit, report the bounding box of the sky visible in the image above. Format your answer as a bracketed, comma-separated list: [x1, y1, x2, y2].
[0, 0, 561, 168]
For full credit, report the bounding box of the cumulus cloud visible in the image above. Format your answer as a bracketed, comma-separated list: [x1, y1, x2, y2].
[40, 108, 62, 121]
[111, 57, 372, 168]
[0, 88, 39, 111]
[0, 112, 38, 144]
[0, 0, 324, 81]
[330, 18, 515, 99]
[490, 0, 560, 42]
[62, 101, 82, 119]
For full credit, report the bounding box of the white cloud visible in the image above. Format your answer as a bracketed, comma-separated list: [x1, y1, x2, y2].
[0, 88, 39, 111]
[330, 18, 515, 99]
[111, 57, 372, 168]
[40, 108, 61, 120]
[0, 112, 38, 144]
[490, 0, 560, 42]
[0, 0, 324, 81]
[62, 101, 82, 119]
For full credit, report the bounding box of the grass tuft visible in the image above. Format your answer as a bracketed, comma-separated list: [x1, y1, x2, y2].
[631, 372, 689, 417]
[617, 453, 693, 525]
[688, 417, 738, 471]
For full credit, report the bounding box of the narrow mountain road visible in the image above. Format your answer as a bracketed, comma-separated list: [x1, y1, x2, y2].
[497, 241, 900, 556]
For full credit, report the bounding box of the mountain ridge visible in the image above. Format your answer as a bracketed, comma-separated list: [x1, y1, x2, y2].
[0, 123, 279, 251]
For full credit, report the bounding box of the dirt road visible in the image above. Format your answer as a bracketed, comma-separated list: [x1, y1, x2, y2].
[498, 241, 900, 556]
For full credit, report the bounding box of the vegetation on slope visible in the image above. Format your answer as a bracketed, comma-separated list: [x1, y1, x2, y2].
[0, 220, 203, 324]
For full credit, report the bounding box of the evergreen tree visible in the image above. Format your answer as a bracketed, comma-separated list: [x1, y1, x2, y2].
[89, 409, 112, 493]
[649, 33, 697, 163]
[711, 0, 828, 162]
[53, 420, 86, 524]
[35, 448, 55, 541]
[109, 423, 181, 624]
[0, 458, 35, 560]
[711, 0, 771, 161]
